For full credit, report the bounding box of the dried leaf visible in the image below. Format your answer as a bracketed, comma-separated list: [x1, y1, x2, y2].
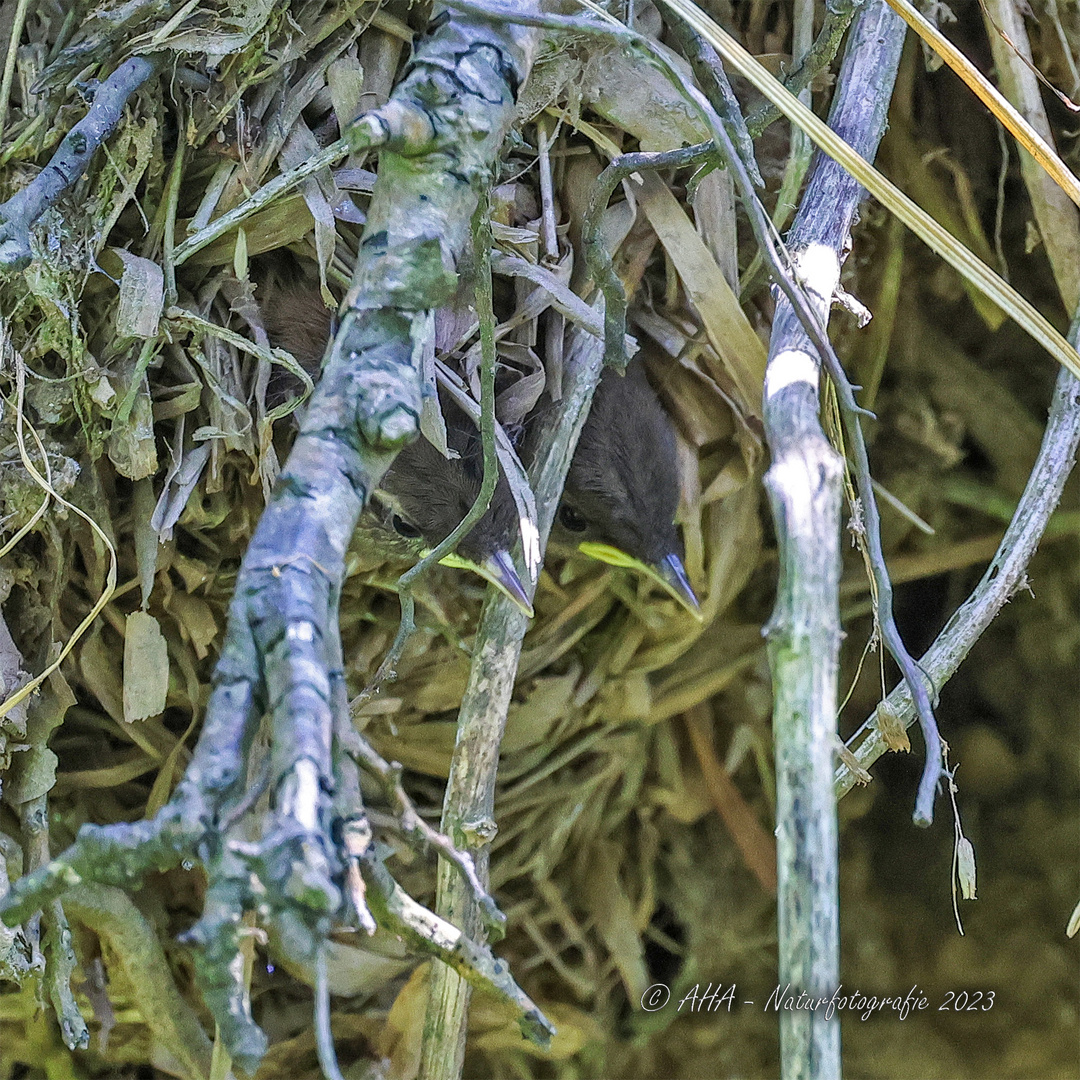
[280, 119, 338, 299]
[581, 842, 649, 1001]
[1067, 899, 1080, 939]
[5, 744, 57, 804]
[131, 477, 159, 609]
[80, 632, 124, 724]
[151, 438, 212, 542]
[114, 251, 163, 339]
[503, 671, 578, 755]
[165, 594, 218, 662]
[956, 836, 977, 900]
[328, 55, 365, 132]
[123, 611, 169, 722]
[108, 389, 158, 481]
[634, 171, 766, 414]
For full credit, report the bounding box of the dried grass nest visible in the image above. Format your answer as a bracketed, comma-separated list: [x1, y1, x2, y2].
[0, 2, 1077, 1079]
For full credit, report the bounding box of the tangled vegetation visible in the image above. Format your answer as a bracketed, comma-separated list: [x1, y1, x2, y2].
[0, 1, 1077, 1078]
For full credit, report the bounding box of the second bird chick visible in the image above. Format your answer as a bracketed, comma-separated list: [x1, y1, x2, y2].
[544, 357, 700, 617]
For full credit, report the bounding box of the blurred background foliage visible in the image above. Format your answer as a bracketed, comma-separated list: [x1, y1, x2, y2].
[0, 1, 1076, 1077]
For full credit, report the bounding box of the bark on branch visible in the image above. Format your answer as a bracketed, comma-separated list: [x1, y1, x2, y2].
[759, 6, 906, 1078]
[0, 6, 552, 1071]
[0, 56, 156, 272]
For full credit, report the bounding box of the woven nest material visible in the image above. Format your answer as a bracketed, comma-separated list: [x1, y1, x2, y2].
[0, 2, 1078, 1079]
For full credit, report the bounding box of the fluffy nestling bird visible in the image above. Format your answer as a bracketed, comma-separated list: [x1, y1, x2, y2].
[544, 357, 700, 616]
[260, 280, 531, 616]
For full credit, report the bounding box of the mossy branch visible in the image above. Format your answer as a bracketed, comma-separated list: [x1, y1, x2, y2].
[0, 7, 547, 1072]
[0, 56, 157, 272]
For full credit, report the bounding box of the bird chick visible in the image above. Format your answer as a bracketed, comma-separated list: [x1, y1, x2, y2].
[549, 357, 700, 617]
[260, 279, 531, 616]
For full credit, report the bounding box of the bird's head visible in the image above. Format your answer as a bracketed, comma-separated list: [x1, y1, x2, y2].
[555, 360, 701, 618]
[260, 277, 533, 616]
[379, 427, 532, 616]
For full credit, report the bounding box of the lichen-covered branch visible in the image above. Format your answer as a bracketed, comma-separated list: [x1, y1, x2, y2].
[756, 7, 906, 1078]
[0, 56, 156, 272]
[0, 7, 548, 1071]
[360, 209, 507, 699]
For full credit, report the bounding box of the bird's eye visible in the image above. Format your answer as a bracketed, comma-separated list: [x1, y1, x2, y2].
[559, 504, 588, 533]
[392, 514, 423, 539]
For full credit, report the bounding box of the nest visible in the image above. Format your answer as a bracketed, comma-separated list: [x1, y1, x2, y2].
[0, 2, 1077, 1079]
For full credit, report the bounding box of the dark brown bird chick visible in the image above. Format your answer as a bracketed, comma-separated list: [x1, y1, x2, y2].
[549, 357, 700, 617]
[260, 280, 531, 616]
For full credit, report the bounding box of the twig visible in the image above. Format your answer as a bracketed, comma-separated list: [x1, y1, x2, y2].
[363, 853, 555, 1049]
[836, 0, 1080, 795]
[739, 0, 817, 291]
[584, 143, 713, 373]
[745, 0, 864, 138]
[665, 16, 764, 188]
[172, 97, 444, 267]
[0, 0, 31, 147]
[651, 2, 907, 1075]
[22, 794, 89, 1050]
[335, 717, 505, 937]
[172, 137, 351, 266]
[0, 56, 157, 273]
[315, 945, 347, 1080]
[420, 318, 607, 1080]
[3, 632, 86, 1048]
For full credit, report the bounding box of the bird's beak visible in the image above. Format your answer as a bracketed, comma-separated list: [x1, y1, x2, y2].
[577, 542, 703, 620]
[439, 549, 534, 618]
[654, 552, 703, 619]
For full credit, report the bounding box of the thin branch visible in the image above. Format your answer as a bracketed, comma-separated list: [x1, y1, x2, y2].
[335, 718, 506, 937]
[0, 56, 157, 273]
[759, 7, 906, 1076]
[420, 319, 607, 1080]
[745, 0, 865, 138]
[665, 16, 764, 188]
[647, 4, 906, 1077]
[584, 143, 713, 373]
[838, 352, 1080, 795]
[362, 853, 555, 1049]
[361, 207, 504, 697]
